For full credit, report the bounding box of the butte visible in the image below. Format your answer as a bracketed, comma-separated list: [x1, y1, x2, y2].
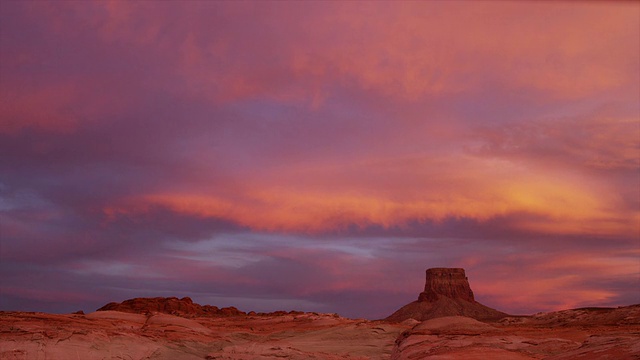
[386, 267, 508, 322]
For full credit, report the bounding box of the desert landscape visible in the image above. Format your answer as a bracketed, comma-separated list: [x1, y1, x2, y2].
[2, 268, 639, 360]
[2, 3, 639, 359]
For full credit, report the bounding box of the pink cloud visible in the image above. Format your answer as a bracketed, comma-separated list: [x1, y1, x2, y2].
[2, 287, 101, 304]
[113, 153, 635, 236]
[170, 2, 638, 103]
[468, 249, 640, 314]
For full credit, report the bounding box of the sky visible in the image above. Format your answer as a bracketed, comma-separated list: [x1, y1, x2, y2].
[0, 1, 639, 320]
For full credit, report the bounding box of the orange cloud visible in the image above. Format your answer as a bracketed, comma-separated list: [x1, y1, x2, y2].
[474, 107, 640, 172]
[8, 2, 636, 129]
[170, 1, 639, 104]
[472, 250, 640, 312]
[107, 151, 634, 236]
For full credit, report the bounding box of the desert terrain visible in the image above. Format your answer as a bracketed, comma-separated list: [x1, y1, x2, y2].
[1, 268, 638, 359]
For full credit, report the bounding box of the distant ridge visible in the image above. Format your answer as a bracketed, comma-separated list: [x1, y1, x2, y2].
[385, 268, 508, 322]
[96, 296, 312, 318]
[97, 297, 245, 317]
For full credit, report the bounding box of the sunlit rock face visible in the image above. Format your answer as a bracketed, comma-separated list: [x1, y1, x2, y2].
[0, 310, 408, 360]
[386, 268, 507, 322]
[391, 306, 640, 360]
[3, 305, 638, 360]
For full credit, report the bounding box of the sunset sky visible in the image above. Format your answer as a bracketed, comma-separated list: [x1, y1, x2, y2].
[1, 1, 639, 319]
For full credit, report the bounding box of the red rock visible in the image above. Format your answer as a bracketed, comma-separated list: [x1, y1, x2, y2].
[391, 306, 640, 359]
[2, 292, 639, 359]
[419, 268, 475, 302]
[0, 310, 408, 359]
[218, 306, 244, 316]
[269, 310, 289, 316]
[96, 297, 246, 318]
[3, 305, 638, 359]
[386, 268, 507, 322]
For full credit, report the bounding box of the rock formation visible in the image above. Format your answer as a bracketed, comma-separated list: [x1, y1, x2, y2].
[97, 296, 245, 318]
[419, 268, 475, 302]
[391, 306, 640, 359]
[3, 280, 639, 359]
[0, 309, 407, 359]
[386, 267, 507, 322]
[4, 304, 638, 360]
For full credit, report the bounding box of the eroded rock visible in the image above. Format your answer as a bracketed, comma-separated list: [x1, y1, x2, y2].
[386, 268, 508, 322]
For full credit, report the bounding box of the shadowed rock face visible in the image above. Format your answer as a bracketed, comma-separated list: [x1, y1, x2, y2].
[386, 267, 507, 322]
[97, 296, 245, 318]
[419, 268, 475, 302]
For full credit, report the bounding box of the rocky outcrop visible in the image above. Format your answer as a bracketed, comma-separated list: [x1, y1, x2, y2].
[418, 268, 474, 302]
[4, 304, 639, 360]
[386, 268, 507, 322]
[0, 310, 407, 360]
[97, 297, 339, 320]
[391, 306, 640, 360]
[97, 297, 245, 318]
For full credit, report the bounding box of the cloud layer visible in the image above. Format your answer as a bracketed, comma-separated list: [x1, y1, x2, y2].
[1, 1, 638, 318]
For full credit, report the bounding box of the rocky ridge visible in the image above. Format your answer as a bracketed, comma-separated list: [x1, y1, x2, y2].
[3, 304, 639, 359]
[97, 296, 320, 319]
[97, 296, 245, 317]
[0, 309, 405, 359]
[392, 306, 640, 359]
[2, 268, 639, 359]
